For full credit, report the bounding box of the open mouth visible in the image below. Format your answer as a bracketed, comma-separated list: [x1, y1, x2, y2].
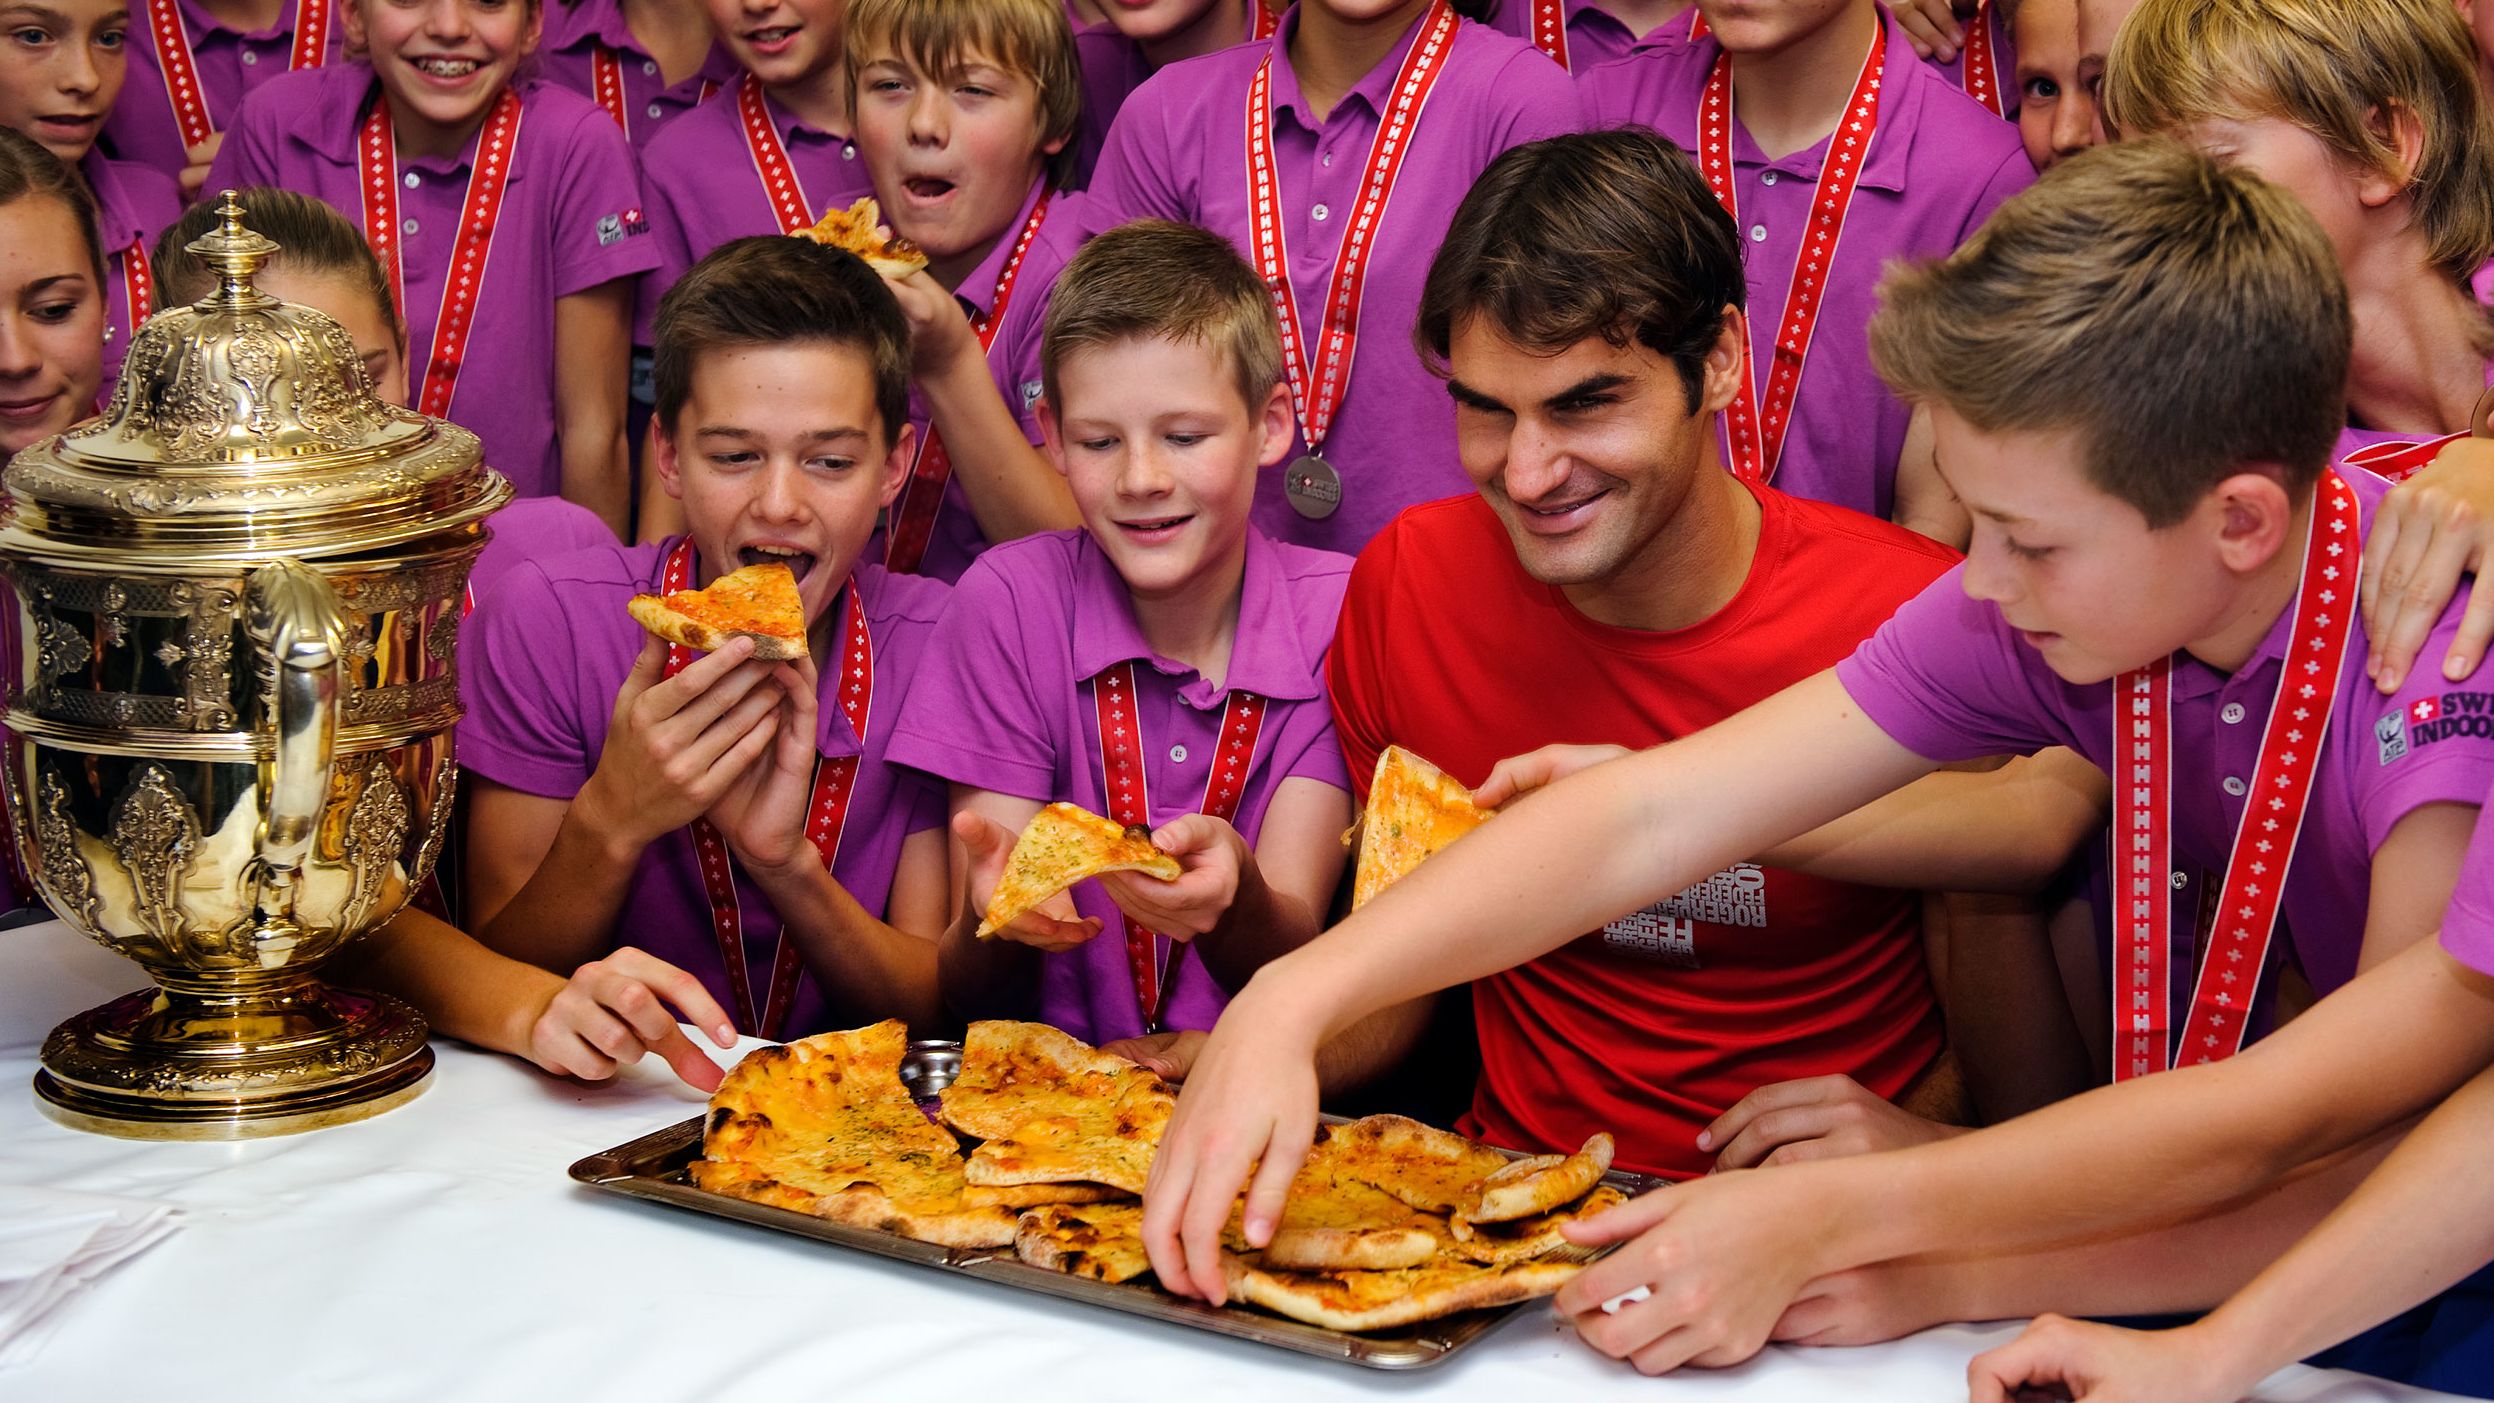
[739, 544, 818, 581]
[745, 25, 799, 51]
[410, 56, 482, 78]
[902, 176, 957, 201]
[1114, 514, 1192, 543]
[1516, 486, 1611, 528]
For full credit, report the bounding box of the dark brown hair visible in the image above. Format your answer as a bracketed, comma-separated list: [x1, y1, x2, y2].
[0, 129, 101, 282]
[1040, 219, 1281, 414]
[1870, 138, 2350, 527]
[151, 188, 401, 346]
[651, 236, 913, 439]
[1416, 128, 1745, 413]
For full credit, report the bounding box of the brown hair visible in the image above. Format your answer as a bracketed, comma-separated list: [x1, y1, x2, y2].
[0, 129, 101, 282]
[652, 236, 913, 439]
[2102, 0, 2494, 287]
[843, 0, 1081, 165]
[1869, 138, 2350, 527]
[151, 188, 402, 345]
[1039, 218, 1282, 417]
[1416, 129, 1745, 413]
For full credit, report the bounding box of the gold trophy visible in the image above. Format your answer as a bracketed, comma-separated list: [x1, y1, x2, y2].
[0, 195, 510, 1138]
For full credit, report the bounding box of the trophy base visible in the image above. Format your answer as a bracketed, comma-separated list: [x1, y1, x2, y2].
[32, 982, 435, 1140]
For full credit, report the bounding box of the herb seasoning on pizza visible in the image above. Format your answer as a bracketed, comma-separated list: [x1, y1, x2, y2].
[627, 560, 811, 660]
[976, 803, 1182, 939]
[1351, 746, 1491, 908]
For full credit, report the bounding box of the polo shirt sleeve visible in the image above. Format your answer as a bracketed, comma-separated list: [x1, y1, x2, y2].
[1480, 45, 1589, 149]
[1325, 521, 1403, 805]
[1831, 564, 2071, 762]
[456, 561, 598, 798]
[883, 552, 1063, 802]
[1079, 69, 1193, 227]
[2439, 797, 2494, 975]
[2353, 606, 2494, 852]
[1958, 140, 2035, 240]
[544, 103, 662, 299]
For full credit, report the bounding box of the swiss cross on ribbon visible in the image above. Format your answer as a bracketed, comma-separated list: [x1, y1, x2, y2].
[1698, 25, 1885, 485]
[592, 46, 630, 135]
[1091, 662, 1265, 1031]
[656, 539, 874, 1039]
[144, 0, 332, 149]
[1527, 0, 1569, 69]
[738, 73, 815, 233]
[2109, 471, 2360, 1082]
[357, 88, 525, 421]
[1959, 0, 2004, 117]
[1243, 0, 1456, 457]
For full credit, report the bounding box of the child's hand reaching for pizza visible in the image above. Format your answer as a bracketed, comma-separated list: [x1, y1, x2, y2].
[1102, 1028, 1208, 1082]
[1472, 743, 1631, 809]
[526, 946, 739, 1092]
[1095, 814, 1249, 940]
[954, 810, 1104, 951]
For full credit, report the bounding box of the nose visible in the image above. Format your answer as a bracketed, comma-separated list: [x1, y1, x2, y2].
[753, 457, 806, 521]
[0, 315, 38, 380]
[1496, 414, 1571, 505]
[906, 83, 947, 144]
[2056, 90, 2099, 160]
[1114, 439, 1175, 501]
[59, 37, 103, 96]
[421, 0, 473, 41]
[1959, 530, 2019, 608]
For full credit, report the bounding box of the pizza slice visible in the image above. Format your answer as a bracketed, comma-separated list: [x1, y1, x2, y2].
[1351, 746, 1491, 909]
[1316, 1113, 1512, 1217]
[1446, 1185, 1625, 1265]
[1252, 1128, 1450, 1272]
[626, 560, 808, 661]
[941, 1021, 1177, 1194]
[799, 196, 929, 279]
[1220, 1255, 1590, 1333]
[1016, 1201, 1153, 1284]
[975, 803, 1182, 939]
[1456, 1132, 1615, 1227]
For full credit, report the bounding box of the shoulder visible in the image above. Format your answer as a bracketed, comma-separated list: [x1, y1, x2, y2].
[856, 561, 953, 630]
[487, 536, 662, 602]
[517, 79, 633, 153]
[1355, 495, 1506, 578]
[1124, 44, 1257, 122]
[231, 63, 359, 137]
[1264, 536, 1356, 615]
[1891, 59, 2026, 179]
[1454, 16, 1575, 87]
[944, 529, 1087, 611]
[642, 90, 737, 170]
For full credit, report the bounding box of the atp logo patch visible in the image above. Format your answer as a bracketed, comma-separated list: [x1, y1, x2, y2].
[597, 207, 650, 247]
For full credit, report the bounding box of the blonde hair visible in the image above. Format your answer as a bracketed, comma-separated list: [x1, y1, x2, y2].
[1040, 220, 1282, 417]
[843, 0, 1081, 155]
[2102, 0, 2494, 286]
[1869, 139, 2349, 528]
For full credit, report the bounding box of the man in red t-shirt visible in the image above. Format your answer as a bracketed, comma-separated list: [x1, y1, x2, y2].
[1321, 131, 2054, 1180]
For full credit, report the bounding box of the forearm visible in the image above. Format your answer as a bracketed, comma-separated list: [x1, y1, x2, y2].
[2197, 1067, 2494, 1381]
[331, 907, 559, 1060]
[750, 859, 942, 1030]
[1194, 855, 1323, 993]
[919, 353, 1079, 543]
[1926, 890, 2095, 1122]
[473, 805, 644, 973]
[559, 414, 631, 538]
[1763, 749, 2105, 895]
[554, 287, 634, 536]
[1312, 996, 1434, 1095]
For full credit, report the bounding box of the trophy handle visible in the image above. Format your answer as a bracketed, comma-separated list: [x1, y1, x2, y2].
[244, 560, 342, 889]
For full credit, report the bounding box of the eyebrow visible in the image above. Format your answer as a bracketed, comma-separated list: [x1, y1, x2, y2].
[1444, 371, 1635, 413]
[22, 273, 91, 296]
[693, 426, 872, 444]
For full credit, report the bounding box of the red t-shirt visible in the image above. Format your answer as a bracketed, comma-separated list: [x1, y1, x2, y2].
[1327, 483, 1958, 1179]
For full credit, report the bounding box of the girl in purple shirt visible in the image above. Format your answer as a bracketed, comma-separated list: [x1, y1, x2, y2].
[208, 0, 656, 534]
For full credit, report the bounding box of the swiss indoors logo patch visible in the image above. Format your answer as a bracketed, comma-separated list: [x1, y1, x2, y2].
[2383, 692, 2494, 762]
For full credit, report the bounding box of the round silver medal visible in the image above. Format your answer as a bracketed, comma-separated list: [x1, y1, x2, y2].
[1284, 454, 1342, 520]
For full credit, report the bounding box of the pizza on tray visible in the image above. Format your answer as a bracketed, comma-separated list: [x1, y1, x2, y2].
[975, 803, 1182, 939]
[798, 196, 929, 279]
[1350, 746, 1491, 909]
[626, 560, 808, 661]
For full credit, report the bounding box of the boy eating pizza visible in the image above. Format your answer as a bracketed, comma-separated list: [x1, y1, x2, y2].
[1137, 137, 2494, 1348]
[456, 234, 952, 1042]
[885, 220, 1356, 1046]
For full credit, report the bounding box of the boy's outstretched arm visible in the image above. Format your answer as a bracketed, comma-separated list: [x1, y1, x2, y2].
[1139, 668, 1941, 1304]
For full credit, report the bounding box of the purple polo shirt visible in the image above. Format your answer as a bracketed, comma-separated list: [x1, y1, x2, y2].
[1479, 0, 1694, 73]
[1924, 1, 2019, 118]
[634, 79, 873, 343]
[101, 0, 346, 183]
[536, 0, 741, 159]
[2440, 793, 2494, 976]
[1079, 9, 1584, 556]
[884, 177, 1078, 584]
[1582, 9, 2031, 517]
[458, 541, 951, 1037]
[83, 151, 182, 406]
[1066, 22, 1151, 189]
[1834, 469, 2494, 1004]
[885, 527, 1353, 1043]
[470, 495, 618, 605]
[210, 68, 658, 499]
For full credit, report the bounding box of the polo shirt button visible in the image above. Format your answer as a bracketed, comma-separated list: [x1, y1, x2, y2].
[1749, 224, 1767, 242]
[241, 49, 258, 65]
[402, 217, 419, 235]
[403, 171, 421, 189]
[2222, 776, 2247, 797]
[646, 102, 663, 119]
[2220, 702, 2246, 724]
[642, 59, 659, 75]
[1312, 203, 1330, 222]
[842, 145, 856, 160]
[1760, 169, 1777, 185]
[2170, 870, 2188, 889]
[1169, 744, 1189, 763]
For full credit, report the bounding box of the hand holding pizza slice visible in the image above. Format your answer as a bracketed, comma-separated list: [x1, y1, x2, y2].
[971, 803, 1184, 946]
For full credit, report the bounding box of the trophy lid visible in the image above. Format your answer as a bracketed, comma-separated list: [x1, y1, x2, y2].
[0, 192, 509, 562]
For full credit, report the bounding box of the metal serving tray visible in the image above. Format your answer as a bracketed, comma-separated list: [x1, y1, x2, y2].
[568, 1040, 1661, 1370]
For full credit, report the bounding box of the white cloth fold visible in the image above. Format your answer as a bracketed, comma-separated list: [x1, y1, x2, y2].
[0, 1183, 179, 1368]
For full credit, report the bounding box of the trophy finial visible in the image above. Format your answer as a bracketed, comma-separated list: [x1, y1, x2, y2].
[183, 190, 282, 309]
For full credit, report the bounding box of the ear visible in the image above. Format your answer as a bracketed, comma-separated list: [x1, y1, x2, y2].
[2356, 100, 2427, 210]
[342, 0, 369, 58]
[1035, 396, 1072, 480]
[1256, 381, 1296, 468]
[1699, 306, 1747, 417]
[652, 421, 689, 503]
[519, 0, 546, 57]
[878, 421, 916, 508]
[2207, 468, 2296, 576]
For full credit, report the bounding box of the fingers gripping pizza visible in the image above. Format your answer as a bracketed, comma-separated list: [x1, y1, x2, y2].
[627, 560, 809, 661]
[976, 803, 1183, 939]
[1350, 746, 1490, 909]
[798, 196, 929, 279]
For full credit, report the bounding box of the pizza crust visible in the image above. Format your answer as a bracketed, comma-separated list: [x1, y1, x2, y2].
[1446, 1186, 1625, 1265]
[1317, 1114, 1512, 1216]
[941, 1021, 1176, 1194]
[1015, 1202, 1153, 1283]
[976, 804, 1183, 938]
[799, 196, 929, 279]
[1220, 1255, 1588, 1333]
[1459, 1132, 1614, 1226]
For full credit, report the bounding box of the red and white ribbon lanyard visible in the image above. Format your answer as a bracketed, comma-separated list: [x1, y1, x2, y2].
[2343, 431, 2465, 485]
[121, 239, 155, 335]
[737, 73, 816, 232]
[357, 87, 524, 420]
[1249, 0, 1278, 41]
[144, 0, 331, 148]
[657, 540, 876, 1039]
[1243, 0, 1456, 462]
[591, 46, 629, 133]
[1091, 662, 1264, 1030]
[1689, 7, 1708, 41]
[1697, 25, 1883, 484]
[880, 191, 1054, 576]
[2111, 470, 2360, 1080]
[1528, 0, 1569, 68]
[1959, 0, 2003, 116]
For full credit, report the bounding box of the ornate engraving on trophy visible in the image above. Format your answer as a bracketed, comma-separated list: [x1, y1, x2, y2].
[110, 765, 200, 947]
[33, 769, 99, 932]
[339, 759, 410, 934]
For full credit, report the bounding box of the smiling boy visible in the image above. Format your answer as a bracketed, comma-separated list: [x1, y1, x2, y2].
[457, 235, 950, 1040]
[885, 219, 1354, 1046]
[1136, 138, 2494, 1347]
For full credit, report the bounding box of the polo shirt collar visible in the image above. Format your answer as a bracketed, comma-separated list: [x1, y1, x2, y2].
[1069, 527, 1324, 705]
[1265, 2, 1439, 132]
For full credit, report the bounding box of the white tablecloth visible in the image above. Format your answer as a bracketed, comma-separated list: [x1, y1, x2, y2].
[0, 920, 2455, 1401]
